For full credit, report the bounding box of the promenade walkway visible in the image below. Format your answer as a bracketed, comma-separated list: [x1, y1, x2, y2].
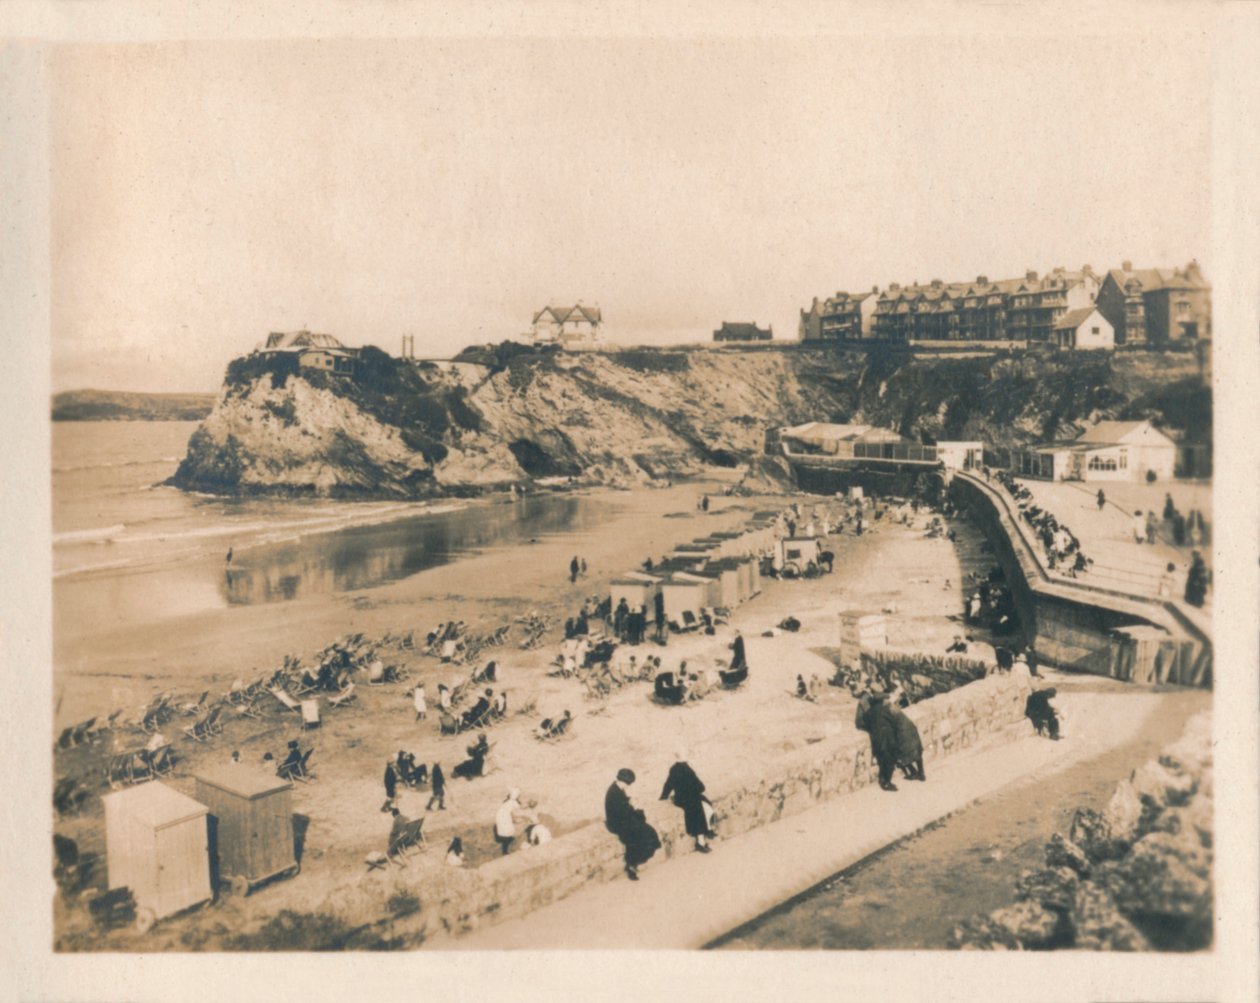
[1012, 477, 1211, 608]
[443, 674, 1171, 950]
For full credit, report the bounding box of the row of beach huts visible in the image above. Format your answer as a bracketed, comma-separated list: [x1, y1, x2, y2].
[608, 510, 807, 627]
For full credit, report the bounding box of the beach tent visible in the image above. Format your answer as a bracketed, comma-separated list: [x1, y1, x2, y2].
[104, 781, 212, 929]
[195, 767, 299, 896]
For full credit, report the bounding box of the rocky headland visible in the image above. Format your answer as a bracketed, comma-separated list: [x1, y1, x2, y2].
[169, 343, 1207, 499]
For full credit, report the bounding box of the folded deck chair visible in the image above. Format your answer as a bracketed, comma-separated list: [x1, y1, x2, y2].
[329, 682, 357, 708]
[388, 818, 426, 864]
[270, 687, 302, 713]
[301, 699, 320, 730]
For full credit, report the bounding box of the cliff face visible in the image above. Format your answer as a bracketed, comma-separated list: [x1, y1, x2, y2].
[170, 345, 1206, 498]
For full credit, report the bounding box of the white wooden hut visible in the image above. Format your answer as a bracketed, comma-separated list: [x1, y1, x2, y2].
[660, 577, 710, 624]
[610, 576, 659, 612]
[103, 781, 212, 929]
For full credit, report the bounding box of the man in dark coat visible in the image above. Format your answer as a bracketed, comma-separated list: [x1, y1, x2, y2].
[1184, 551, 1208, 608]
[660, 752, 714, 852]
[569, 555, 579, 583]
[604, 768, 660, 880]
[654, 590, 668, 645]
[855, 692, 900, 791]
[382, 758, 398, 812]
[728, 630, 747, 672]
[614, 598, 630, 641]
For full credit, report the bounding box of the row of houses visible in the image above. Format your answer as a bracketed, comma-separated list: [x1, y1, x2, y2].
[799, 260, 1210, 350]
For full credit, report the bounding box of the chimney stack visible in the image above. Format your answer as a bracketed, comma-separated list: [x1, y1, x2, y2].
[1026, 269, 1038, 281]
[1122, 260, 1133, 272]
[872, 285, 879, 294]
[977, 275, 988, 285]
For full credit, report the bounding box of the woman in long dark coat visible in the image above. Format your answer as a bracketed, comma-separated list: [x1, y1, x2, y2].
[888, 705, 925, 781]
[604, 768, 660, 880]
[855, 693, 900, 791]
[660, 752, 714, 852]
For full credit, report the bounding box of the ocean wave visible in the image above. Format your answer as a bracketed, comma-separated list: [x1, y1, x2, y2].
[53, 456, 183, 473]
[52, 524, 126, 545]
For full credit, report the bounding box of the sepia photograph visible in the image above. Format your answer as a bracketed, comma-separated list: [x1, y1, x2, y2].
[4, 2, 1259, 1001]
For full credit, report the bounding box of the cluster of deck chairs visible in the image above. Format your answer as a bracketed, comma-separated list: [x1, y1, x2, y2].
[105, 741, 175, 788]
[365, 814, 427, 870]
[829, 650, 989, 705]
[53, 776, 90, 818]
[666, 607, 728, 635]
[514, 611, 551, 649]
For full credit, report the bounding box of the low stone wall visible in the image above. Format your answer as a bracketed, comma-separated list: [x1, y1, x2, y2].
[317, 675, 1031, 945]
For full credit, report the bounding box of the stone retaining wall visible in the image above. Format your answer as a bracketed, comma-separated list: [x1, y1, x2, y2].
[319, 675, 1032, 944]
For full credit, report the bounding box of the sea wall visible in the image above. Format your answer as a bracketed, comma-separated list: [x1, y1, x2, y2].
[320, 675, 1031, 944]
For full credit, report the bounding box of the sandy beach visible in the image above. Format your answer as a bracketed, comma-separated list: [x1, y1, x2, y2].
[53, 475, 995, 949]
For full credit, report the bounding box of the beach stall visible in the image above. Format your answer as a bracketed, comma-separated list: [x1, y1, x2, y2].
[103, 781, 212, 931]
[837, 609, 888, 665]
[195, 767, 299, 896]
[610, 576, 660, 612]
[660, 575, 711, 626]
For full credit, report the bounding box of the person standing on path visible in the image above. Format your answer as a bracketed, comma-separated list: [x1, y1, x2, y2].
[1096, 489, 1106, 511]
[426, 763, 447, 811]
[413, 682, 427, 722]
[660, 751, 715, 853]
[382, 759, 398, 812]
[728, 629, 747, 673]
[604, 768, 660, 881]
[1184, 551, 1209, 607]
[855, 691, 900, 792]
[1132, 510, 1146, 544]
[494, 789, 524, 856]
[569, 556, 580, 584]
[580, 557, 588, 578]
[654, 589, 668, 645]
[1145, 510, 1158, 545]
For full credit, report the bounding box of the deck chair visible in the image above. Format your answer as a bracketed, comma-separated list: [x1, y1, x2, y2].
[681, 610, 699, 631]
[365, 850, 390, 872]
[387, 818, 426, 864]
[367, 661, 386, 686]
[293, 672, 321, 698]
[183, 709, 217, 742]
[270, 687, 302, 713]
[384, 663, 411, 685]
[301, 699, 320, 730]
[140, 696, 172, 733]
[234, 698, 264, 720]
[180, 691, 210, 716]
[718, 665, 748, 690]
[438, 710, 460, 735]
[67, 718, 97, 746]
[53, 777, 89, 818]
[142, 743, 175, 777]
[329, 682, 357, 708]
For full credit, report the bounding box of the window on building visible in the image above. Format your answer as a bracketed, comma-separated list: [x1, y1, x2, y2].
[1087, 454, 1118, 472]
[1176, 300, 1191, 320]
[1091, 326, 1100, 335]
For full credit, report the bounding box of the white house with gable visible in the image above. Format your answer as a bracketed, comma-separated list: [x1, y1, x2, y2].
[1053, 306, 1114, 351]
[530, 304, 604, 349]
[1015, 420, 1176, 482]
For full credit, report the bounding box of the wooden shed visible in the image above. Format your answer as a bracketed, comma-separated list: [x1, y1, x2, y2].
[103, 781, 212, 929]
[195, 767, 298, 896]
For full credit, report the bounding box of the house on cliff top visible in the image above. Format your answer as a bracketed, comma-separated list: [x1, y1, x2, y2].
[259, 330, 358, 375]
[714, 321, 773, 342]
[530, 304, 603, 349]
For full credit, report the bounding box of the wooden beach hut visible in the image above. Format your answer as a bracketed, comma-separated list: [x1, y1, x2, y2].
[610, 576, 659, 612]
[660, 576, 710, 625]
[195, 767, 299, 896]
[674, 569, 723, 608]
[706, 558, 743, 609]
[103, 781, 212, 930]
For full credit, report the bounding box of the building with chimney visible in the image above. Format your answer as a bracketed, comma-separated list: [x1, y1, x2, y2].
[530, 304, 604, 348]
[1094, 261, 1210, 345]
[713, 321, 773, 342]
[799, 288, 881, 342]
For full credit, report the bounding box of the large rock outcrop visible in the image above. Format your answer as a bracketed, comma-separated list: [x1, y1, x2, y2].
[170, 343, 1206, 499]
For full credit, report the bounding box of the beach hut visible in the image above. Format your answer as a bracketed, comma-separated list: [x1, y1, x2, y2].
[103, 781, 212, 930]
[707, 558, 743, 608]
[674, 569, 723, 608]
[195, 767, 299, 896]
[660, 576, 710, 625]
[610, 576, 659, 612]
[727, 555, 754, 603]
[775, 536, 822, 577]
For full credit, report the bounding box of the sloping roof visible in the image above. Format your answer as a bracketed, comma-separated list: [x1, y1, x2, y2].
[1053, 307, 1100, 330]
[534, 305, 602, 325]
[264, 330, 345, 351]
[715, 322, 772, 338]
[1075, 420, 1159, 445]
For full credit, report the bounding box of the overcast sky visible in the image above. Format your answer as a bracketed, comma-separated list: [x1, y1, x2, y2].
[51, 32, 1212, 393]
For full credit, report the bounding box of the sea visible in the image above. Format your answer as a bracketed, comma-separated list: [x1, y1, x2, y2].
[53, 421, 611, 635]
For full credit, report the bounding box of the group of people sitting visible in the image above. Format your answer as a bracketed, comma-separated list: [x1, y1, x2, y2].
[794, 672, 825, 702]
[994, 470, 1093, 577]
[965, 568, 1019, 634]
[425, 620, 468, 662]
